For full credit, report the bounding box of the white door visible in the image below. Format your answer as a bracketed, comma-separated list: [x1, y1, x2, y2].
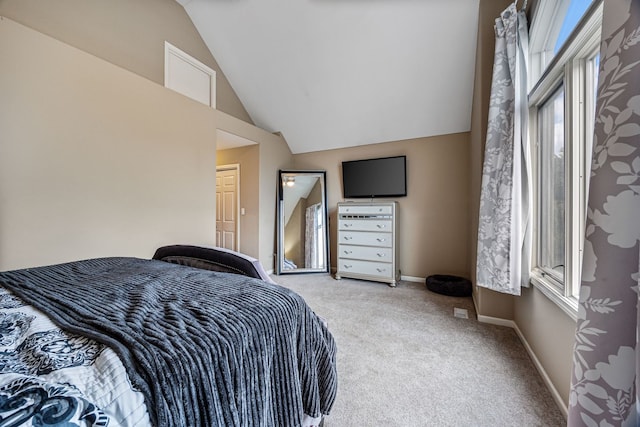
[216, 165, 239, 251]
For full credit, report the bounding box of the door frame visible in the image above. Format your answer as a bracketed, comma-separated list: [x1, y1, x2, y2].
[216, 163, 241, 252]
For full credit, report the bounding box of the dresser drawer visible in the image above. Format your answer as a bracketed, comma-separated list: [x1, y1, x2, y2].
[337, 259, 394, 279]
[338, 204, 393, 215]
[338, 231, 392, 247]
[338, 219, 392, 232]
[338, 244, 392, 262]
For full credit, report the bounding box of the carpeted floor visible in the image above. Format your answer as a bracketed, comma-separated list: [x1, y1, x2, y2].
[273, 273, 566, 427]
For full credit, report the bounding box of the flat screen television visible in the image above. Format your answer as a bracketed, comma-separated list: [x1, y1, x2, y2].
[342, 155, 407, 198]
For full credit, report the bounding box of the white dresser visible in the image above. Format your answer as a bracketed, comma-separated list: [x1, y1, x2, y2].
[335, 202, 399, 286]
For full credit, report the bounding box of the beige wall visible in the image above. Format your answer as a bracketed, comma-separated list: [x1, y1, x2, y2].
[469, 0, 575, 409]
[0, 0, 252, 124]
[0, 18, 217, 269]
[284, 200, 305, 267]
[515, 286, 576, 406]
[217, 145, 260, 259]
[0, 8, 293, 274]
[293, 133, 470, 279]
[307, 180, 322, 206]
[259, 137, 295, 271]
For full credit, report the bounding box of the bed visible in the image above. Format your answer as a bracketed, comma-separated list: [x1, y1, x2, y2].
[0, 245, 337, 427]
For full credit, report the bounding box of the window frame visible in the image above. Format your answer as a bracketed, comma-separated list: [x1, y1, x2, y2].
[528, 0, 572, 85]
[537, 84, 566, 289]
[528, 0, 602, 319]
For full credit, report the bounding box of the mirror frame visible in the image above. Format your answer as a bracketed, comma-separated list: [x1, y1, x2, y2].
[276, 170, 330, 274]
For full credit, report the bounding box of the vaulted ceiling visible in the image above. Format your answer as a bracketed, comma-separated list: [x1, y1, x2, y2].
[179, 0, 480, 154]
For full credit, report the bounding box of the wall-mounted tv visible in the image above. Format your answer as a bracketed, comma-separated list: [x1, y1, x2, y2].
[342, 155, 407, 198]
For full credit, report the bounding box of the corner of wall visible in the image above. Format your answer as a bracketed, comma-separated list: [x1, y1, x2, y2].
[476, 287, 515, 320]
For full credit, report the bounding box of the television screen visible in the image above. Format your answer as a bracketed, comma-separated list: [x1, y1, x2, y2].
[342, 155, 407, 198]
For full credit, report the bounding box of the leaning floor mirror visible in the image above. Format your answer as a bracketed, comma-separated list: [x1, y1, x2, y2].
[276, 170, 330, 274]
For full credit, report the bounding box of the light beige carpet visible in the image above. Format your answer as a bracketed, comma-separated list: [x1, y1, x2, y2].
[273, 273, 566, 427]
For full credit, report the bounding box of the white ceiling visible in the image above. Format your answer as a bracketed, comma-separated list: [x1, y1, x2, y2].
[179, 0, 480, 154]
[216, 129, 257, 150]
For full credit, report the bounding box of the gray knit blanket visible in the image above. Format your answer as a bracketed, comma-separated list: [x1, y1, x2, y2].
[0, 257, 337, 427]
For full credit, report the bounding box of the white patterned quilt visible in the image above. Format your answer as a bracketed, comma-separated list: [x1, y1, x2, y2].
[0, 287, 151, 427]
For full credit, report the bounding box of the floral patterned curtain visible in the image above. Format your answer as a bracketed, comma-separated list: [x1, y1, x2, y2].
[476, 2, 531, 296]
[568, 1, 639, 425]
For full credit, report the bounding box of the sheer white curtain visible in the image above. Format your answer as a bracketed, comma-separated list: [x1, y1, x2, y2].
[568, 1, 639, 425]
[304, 204, 320, 269]
[476, 2, 531, 296]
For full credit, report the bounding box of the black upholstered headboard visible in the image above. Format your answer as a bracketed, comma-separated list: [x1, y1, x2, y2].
[152, 245, 275, 284]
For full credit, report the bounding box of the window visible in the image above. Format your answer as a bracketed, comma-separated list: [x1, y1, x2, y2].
[528, 0, 602, 317]
[554, 0, 594, 53]
[528, 0, 599, 87]
[538, 86, 566, 285]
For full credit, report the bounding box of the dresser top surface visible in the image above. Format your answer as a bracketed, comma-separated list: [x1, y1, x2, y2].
[338, 201, 397, 206]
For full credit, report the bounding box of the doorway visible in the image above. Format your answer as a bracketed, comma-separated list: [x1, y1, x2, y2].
[215, 164, 240, 251]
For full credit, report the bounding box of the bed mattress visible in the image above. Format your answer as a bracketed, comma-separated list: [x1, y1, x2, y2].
[0, 257, 337, 426]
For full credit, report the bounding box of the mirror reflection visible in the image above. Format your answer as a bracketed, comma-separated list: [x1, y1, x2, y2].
[277, 170, 329, 274]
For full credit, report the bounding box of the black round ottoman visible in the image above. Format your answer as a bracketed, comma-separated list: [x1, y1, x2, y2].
[426, 275, 472, 297]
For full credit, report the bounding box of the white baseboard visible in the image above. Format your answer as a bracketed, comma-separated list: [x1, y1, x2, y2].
[400, 275, 425, 283]
[476, 314, 569, 420]
[476, 314, 514, 328]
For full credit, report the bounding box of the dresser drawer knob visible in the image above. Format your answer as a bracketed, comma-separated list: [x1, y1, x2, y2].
[376, 224, 386, 229]
[376, 253, 385, 257]
[344, 264, 353, 269]
[343, 250, 353, 255]
[376, 268, 386, 272]
[344, 223, 352, 228]
[376, 238, 386, 242]
[344, 236, 353, 241]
